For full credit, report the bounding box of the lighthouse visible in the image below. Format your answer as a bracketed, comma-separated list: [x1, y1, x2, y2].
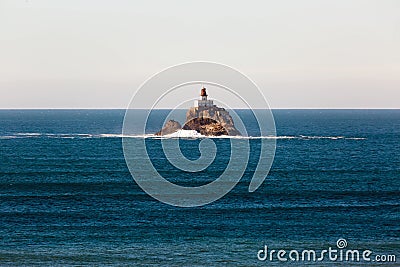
[194, 87, 214, 107]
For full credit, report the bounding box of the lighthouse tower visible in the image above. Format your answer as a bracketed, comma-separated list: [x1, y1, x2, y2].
[194, 87, 214, 107]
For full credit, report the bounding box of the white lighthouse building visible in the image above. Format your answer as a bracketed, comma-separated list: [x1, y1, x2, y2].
[194, 88, 214, 107]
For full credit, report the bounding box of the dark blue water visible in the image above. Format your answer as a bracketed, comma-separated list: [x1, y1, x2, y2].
[0, 110, 399, 266]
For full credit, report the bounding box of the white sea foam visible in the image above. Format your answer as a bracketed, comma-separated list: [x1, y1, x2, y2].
[98, 134, 125, 138]
[163, 130, 206, 138]
[97, 133, 366, 140]
[0, 136, 18, 139]
[300, 135, 345, 140]
[0, 132, 367, 140]
[15, 132, 41, 136]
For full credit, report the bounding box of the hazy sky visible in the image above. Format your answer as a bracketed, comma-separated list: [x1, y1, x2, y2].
[0, 0, 399, 108]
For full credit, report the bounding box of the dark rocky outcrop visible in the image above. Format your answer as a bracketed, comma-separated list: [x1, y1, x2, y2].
[155, 120, 181, 136]
[185, 106, 241, 136]
[182, 118, 228, 136]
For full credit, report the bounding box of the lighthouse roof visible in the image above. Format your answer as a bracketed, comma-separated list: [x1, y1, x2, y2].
[200, 88, 208, 97]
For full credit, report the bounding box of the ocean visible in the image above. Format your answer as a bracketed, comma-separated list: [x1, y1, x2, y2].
[0, 109, 399, 266]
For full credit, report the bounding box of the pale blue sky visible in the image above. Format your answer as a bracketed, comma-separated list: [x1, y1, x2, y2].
[0, 0, 399, 108]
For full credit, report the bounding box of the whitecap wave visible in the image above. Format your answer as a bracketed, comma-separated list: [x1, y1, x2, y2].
[98, 134, 125, 138]
[0, 132, 367, 140]
[163, 129, 206, 138]
[300, 135, 345, 140]
[15, 132, 41, 136]
[0, 136, 18, 139]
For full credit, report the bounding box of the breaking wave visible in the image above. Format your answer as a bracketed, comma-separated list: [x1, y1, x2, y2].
[0, 131, 367, 140]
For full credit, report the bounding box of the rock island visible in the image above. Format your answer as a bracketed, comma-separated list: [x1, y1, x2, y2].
[156, 88, 241, 136]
